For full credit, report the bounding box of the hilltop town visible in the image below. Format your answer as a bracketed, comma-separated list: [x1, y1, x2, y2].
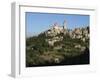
[26, 20, 89, 67]
[41, 21, 89, 46]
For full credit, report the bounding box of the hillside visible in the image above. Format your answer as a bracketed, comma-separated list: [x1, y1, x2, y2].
[26, 23, 89, 67]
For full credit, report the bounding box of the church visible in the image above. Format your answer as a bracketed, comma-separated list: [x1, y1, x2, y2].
[52, 20, 67, 30]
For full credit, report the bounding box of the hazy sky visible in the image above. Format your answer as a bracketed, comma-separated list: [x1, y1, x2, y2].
[26, 12, 89, 37]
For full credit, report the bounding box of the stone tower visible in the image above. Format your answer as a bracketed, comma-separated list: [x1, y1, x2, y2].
[63, 20, 67, 29]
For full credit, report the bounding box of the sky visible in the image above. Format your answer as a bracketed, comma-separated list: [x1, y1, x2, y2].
[26, 12, 89, 37]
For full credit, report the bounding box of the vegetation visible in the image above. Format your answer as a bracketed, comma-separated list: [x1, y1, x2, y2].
[26, 30, 89, 67]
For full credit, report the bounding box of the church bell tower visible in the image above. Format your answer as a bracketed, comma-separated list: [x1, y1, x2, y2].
[63, 20, 67, 29]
